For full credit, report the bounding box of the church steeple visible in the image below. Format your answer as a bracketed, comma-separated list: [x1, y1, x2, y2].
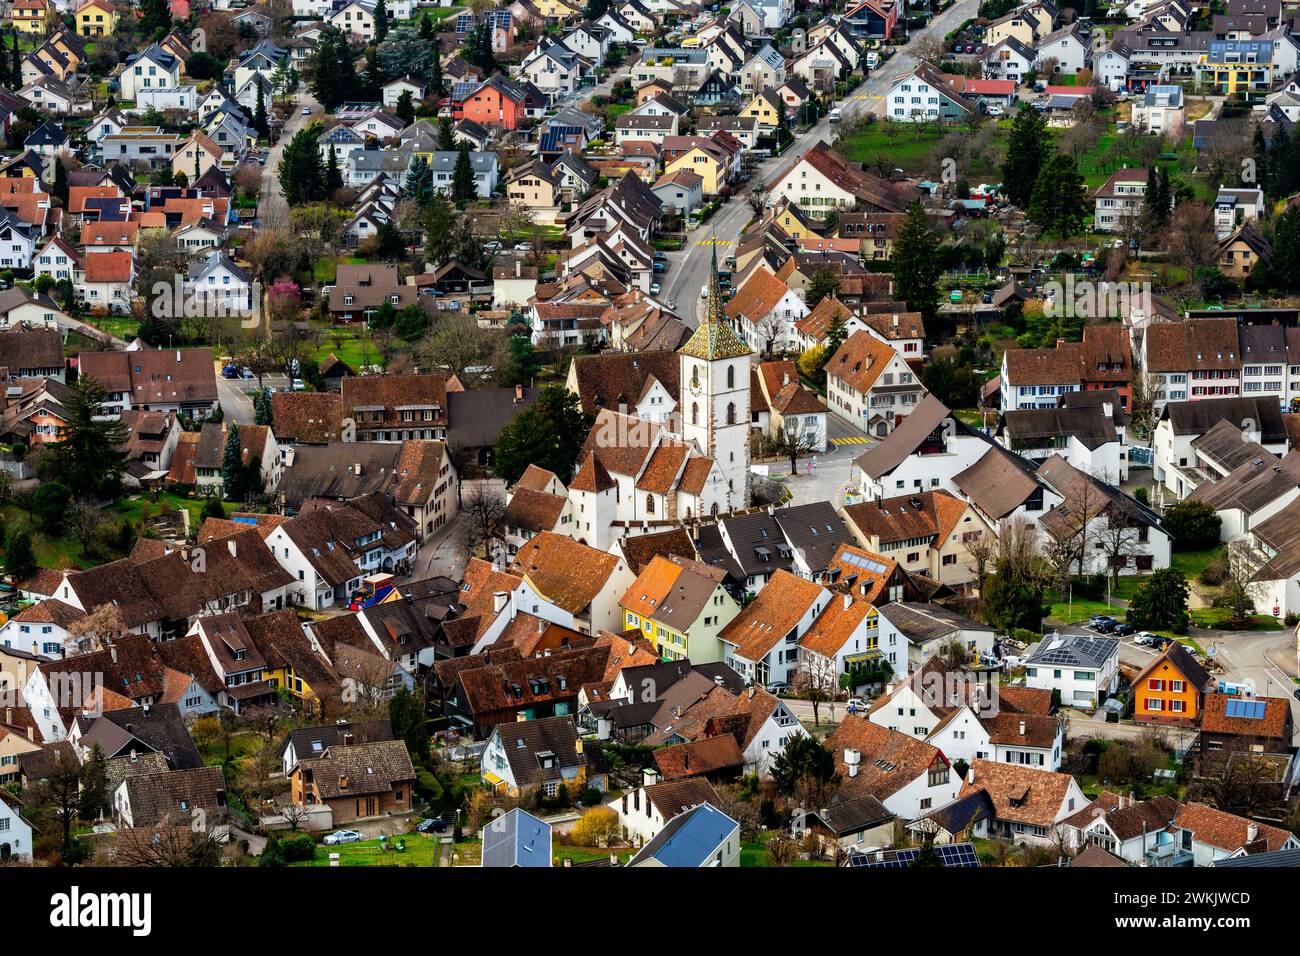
[679, 234, 750, 361]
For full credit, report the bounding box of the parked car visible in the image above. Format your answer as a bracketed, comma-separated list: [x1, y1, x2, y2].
[981, 292, 993, 303]
[1087, 614, 1115, 628]
[653, 251, 667, 262]
[514, 242, 532, 251]
[846, 696, 866, 714]
[323, 829, 362, 845]
[985, 104, 1003, 116]
[765, 681, 789, 694]
[1095, 619, 1121, 633]
[416, 818, 448, 834]
[222, 363, 240, 379]
[1001, 654, 1026, 668]
[653, 261, 667, 272]
[1135, 631, 1158, 645]
[700, 286, 709, 298]
[1113, 623, 1136, 637]
[1293, 688, 1300, 703]
[650, 281, 661, 294]
[302, 106, 312, 115]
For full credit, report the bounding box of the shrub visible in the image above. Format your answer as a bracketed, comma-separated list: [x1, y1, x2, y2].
[280, 834, 316, 862]
[1162, 500, 1222, 551]
[1199, 554, 1228, 587]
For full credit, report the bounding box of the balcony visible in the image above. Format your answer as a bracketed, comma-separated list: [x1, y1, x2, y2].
[1144, 843, 1193, 867]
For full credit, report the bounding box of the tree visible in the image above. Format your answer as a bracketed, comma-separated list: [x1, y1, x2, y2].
[770, 734, 839, 809]
[771, 421, 817, 475]
[451, 140, 476, 204]
[1002, 105, 1050, 208]
[53, 156, 68, 206]
[806, 267, 840, 308]
[1162, 500, 1222, 551]
[1223, 538, 1263, 626]
[1126, 568, 1191, 635]
[66, 603, 132, 655]
[373, 0, 389, 42]
[10, 35, 19, 91]
[51, 377, 128, 499]
[29, 747, 84, 851]
[461, 483, 507, 558]
[404, 155, 434, 207]
[310, 26, 360, 112]
[1140, 163, 1172, 240]
[982, 559, 1045, 633]
[79, 744, 110, 822]
[140, 0, 172, 36]
[277, 128, 326, 206]
[1091, 513, 1141, 590]
[437, 115, 455, 151]
[361, 45, 383, 101]
[794, 650, 839, 725]
[201, 497, 227, 522]
[430, 37, 444, 95]
[1028, 153, 1089, 240]
[325, 143, 344, 193]
[911, 838, 943, 867]
[462, 21, 497, 73]
[1127, 370, 1165, 441]
[254, 82, 269, 139]
[395, 87, 415, 125]
[493, 384, 594, 484]
[3, 526, 36, 582]
[115, 817, 225, 867]
[186, 50, 224, 80]
[892, 201, 941, 325]
[388, 687, 429, 758]
[746, 181, 768, 219]
[570, 806, 621, 847]
[419, 11, 434, 38]
[221, 424, 245, 497]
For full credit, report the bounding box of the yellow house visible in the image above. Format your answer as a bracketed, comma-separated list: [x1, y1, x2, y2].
[619, 555, 739, 664]
[534, 0, 582, 21]
[740, 89, 784, 131]
[0, 724, 43, 785]
[665, 143, 727, 197]
[13, 0, 51, 35]
[75, 0, 117, 36]
[173, 131, 223, 180]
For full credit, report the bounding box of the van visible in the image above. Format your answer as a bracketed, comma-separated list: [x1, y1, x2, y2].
[829, 107, 843, 123]
[866, 51, 880, 69]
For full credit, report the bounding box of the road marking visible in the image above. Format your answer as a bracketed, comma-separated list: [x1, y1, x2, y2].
[696, 238, 733, 247]
[832, 436, 870, 446]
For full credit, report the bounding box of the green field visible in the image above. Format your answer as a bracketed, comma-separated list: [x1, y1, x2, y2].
[1171, 546, 1225, 583]
[837, 123, 948, 173]
[290, 835, 442, 867]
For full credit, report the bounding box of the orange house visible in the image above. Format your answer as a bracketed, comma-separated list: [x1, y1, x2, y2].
[455, 76, 542, 131]
[1132, 643, 1213, 726]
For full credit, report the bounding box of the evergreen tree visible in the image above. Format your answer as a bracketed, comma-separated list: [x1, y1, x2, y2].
[278, 128, 327, 205]
[140, 0, 172, 36]
[3, 526, 36, 582]
[310, 26, 360, 112]
[10, 36, 19, 91]
[325, 143, 343, 193]
[254, 389, 274, 426]
[423, 191, 456, 263]
[451, 140, 476, 204]
[462, 22, 496, 73]
[494, 385, 594, 484]
[362, 46, 383, 101]
[1265, 206, 1300, 294]
[404, 155, 433, 206]
[78, 744, 110, 821]
[806, 267, 840, 307]
[430, 40, 444, 96]
[374, 0, 389, 43]
[1252, 125, 1270, 197]
[254, 82, 269, 139]
[1028, 153, 1089, 241]
[911, 839, 943, 867]
[53, 156, 68, 206]
[419, 11, 434, 39]
[51, 377, 128, 499]
[437, 115, 455, 150]
[395, 88, 415, 125]
[1001, 105, 1050, 208]
[1140, 164, 1171, 239]
[200, 497, 226, 522]
[221, 423, 244, 497]
[892, 201, 942, 325]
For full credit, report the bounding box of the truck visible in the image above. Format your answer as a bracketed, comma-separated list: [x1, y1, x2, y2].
[866, 51, 880, 69]
[348, 573, 397, 611]
[1217, 679, 1256, 697]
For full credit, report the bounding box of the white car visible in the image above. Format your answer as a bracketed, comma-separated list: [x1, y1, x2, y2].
[323, 829, 362, 845]
[1135, 631, 1158, 646]
[302, 106, 312, 115]
[986, 104, 1004, 117]
[846, 697, 866, 714]
[699, 286, 709, 298]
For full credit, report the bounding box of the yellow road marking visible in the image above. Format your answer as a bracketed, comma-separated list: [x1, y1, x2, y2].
[696, 238, 733, 246]
[832, 436, 870, 445]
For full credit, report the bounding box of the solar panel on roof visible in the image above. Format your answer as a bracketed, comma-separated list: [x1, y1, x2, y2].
[455, 13, 473, 31]
[1225, 698, 1265, 719]
[848, 842, 979, 868]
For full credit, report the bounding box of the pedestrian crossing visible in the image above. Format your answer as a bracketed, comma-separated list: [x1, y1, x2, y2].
[832, 436, 871, 446]
[696, 237, 733, 247]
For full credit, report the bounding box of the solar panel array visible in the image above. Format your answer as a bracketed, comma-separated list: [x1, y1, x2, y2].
[1030, 634, 1116, 667]
[840, 551, 889, 576]
[1224, 698, 1266, 720]
[455, 12, 474, 32]
[847, 842, 980, 868]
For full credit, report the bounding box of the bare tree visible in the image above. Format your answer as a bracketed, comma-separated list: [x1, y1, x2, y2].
[65, 603, 132, 656]
[1090, 512, 1142, 590]
[1128, 369, 1165, 442]
[770, 421, 818, 475]
[1223, 537, 1265, 626]
[115, 816, 225, 867]
[462, 483, 508, 561]
[746, 181, 769, 220]
[794, 651, 839, 726]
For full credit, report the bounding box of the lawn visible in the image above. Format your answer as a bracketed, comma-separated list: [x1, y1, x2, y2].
[107, 492, 252, 530]
[290, 834, 442, 867]
[0, 504, 101, 571]
[84, 314, 142, 342]
[739, 831, 835, 867]
[553, 845, 634, 865]
[1046, 594, 1124, 625]
[606, 102, 632, 119]
[1190, 608, 1283, 632]
[837, 123, 947, 174]
[1171, 545, 1225, 583]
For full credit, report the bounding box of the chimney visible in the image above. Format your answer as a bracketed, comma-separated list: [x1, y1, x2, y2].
[492, 591, 508, 613]
[575, 738, 583, 754]
[892, 314, 899, 328]
[643, 767, 659, 787]
[1247, 823, 1259, 843]
[26, 725, 33, 742]
[515, 258, 522, 278]
[1056, 338, 1066, 348]
[1102, 401, 1114, 420]
[515, 384, 524, 403]
[175, 349, 182, 362]
[782, 371, 790, 387]
[1019, 720, 1026, 736]
[842, 593, 851, 611]
[227, 538, 237, 558]
[110, 645, 117, 664]
[353, 463, 362, 476]
[966, 767, 975, 785]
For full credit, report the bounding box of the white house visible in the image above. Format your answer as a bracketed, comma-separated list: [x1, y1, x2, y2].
[1024, 633, 1121, 708]
[0, 793, 33, 862]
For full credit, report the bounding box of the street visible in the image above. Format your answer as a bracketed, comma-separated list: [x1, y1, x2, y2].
[663, 0, 983, 316]
[258, 88, 322, 229]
